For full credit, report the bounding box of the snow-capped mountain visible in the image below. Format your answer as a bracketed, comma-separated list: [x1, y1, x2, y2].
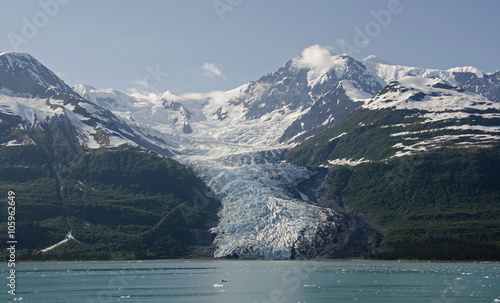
[0, 52, 76, 98]
[70, 46, 500, 153]
[5, 48, 497, 157]
[213, 46, 383, 143]
[287, 69, 500, 261]
[289, 76, 500, 166]
[2, 45, 500, 260]
[0, 52, 171, 155]
[71, 46, 385, 151]
[363, 55, 500, 102]
[73, 85, 198, 135]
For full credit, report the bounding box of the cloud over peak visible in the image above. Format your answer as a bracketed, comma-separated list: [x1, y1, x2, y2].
[201, 62, 225, 80]
[293, 44, 336, 70]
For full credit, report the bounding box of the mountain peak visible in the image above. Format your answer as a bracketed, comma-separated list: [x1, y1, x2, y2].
[0, 51, 37, 61]
[291, 44, 352, 73]
[158, 90, 182, 102]
[292, 44, 338, 70]
[290, 45, 356, 88]
[0, 52, 76, 97]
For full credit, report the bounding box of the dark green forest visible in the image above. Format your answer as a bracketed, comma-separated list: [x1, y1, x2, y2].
[0, 113, 217, 260]
[292, 142, 500, 260]
[288, 104, 500, 260]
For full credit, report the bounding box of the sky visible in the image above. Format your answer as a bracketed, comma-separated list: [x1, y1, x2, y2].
[1, 0, 500, 94]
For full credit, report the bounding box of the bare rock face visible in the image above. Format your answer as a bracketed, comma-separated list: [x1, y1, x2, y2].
[293, 167, 381, 259]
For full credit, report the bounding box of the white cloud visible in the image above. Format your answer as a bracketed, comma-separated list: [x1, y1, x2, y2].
[128, 79, 154, 95]
[201, 62, 225, 80]
[131, 79, 150, 88]
[125, 86, 157, 100]
[293, 44, 335, 70]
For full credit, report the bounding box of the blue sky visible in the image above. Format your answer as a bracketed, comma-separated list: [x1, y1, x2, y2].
[1, 0, 500, 94]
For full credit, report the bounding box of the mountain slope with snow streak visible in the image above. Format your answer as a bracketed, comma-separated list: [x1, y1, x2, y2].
[289, 76, 500, 166]
[0, 52, 172, 154]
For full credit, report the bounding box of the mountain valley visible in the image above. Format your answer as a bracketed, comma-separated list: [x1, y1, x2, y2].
[1, 46, 499, 260]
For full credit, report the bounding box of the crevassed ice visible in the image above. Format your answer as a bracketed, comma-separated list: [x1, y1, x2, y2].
[184, 150, 336, 260]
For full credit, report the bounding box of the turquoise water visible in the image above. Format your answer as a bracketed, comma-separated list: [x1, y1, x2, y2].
[2, 260, 499, 302]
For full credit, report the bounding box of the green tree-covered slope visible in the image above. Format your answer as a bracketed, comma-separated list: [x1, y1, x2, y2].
[288, 105, 500, 260]
[0, 113, 218, 261]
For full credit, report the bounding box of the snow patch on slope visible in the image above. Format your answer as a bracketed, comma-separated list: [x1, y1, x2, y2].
[364, 77, 499, 111]
[340, 80, 373, 103]
[327, 158, 371, 166]
[0, 93, 64, 124]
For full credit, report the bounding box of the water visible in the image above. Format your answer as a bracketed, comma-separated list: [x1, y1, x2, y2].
[2, 260, 499, 303]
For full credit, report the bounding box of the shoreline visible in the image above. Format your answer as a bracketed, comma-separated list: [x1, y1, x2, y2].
[4, 258, 499, 266]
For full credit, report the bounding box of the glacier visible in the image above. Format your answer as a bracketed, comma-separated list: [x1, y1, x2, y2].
[179, 150, 341, 259]
[75, 82, 348, 259]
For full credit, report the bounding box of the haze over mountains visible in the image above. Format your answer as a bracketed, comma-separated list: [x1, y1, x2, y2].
[1, 45, 499, 260]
